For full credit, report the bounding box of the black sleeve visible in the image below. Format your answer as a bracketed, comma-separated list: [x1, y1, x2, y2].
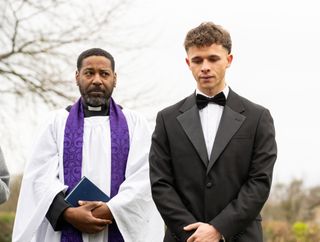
[210, 109, 277, 239]
[149, 112, 197, 241]
[46, 191, 71, 231]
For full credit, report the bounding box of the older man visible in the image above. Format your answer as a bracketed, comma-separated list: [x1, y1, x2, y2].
[13, 48, 163, 242]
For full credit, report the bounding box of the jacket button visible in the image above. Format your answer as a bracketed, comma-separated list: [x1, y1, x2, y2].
[206, 182, 212, 188]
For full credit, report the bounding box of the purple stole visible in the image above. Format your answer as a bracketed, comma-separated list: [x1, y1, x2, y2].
[61, 98, 129, 242]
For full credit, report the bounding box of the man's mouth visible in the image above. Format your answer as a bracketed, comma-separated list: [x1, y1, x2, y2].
[89, 89, 104, 95]
[199, 76, 214, 81]
[200, 75, 213, 79]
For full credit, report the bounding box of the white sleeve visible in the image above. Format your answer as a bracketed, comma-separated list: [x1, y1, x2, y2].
[107, 111, 164, 242]
[12, 111, 67, 242]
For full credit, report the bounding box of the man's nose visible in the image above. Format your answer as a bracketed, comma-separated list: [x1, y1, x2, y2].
[92, 73, 102, 85]
[201, 60, 210, 73]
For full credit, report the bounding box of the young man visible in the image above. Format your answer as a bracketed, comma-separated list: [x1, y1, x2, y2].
[149, 22, 277, 242]
[0, 146, 10, 204]
[13, 48, 163, 242]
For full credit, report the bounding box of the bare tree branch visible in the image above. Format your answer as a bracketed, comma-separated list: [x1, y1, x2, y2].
[0, 0, 162, 183]
[0, 0, 139, 108]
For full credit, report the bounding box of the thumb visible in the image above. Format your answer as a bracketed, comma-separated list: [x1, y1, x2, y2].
[78, 200, 88, 206]
[184, 222, 201, 231]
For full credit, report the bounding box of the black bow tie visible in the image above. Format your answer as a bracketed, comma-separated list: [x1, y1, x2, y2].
[196, 92, 226, 109]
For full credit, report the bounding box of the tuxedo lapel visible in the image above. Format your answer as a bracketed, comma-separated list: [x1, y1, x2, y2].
[177, 94, 208, 167]
[207, 90, 246, 174]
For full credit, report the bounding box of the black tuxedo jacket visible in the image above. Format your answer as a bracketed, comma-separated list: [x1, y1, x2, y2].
[149, 89, 277, 242]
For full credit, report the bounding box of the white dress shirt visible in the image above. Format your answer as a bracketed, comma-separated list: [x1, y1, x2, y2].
[196, 85, 229, 159]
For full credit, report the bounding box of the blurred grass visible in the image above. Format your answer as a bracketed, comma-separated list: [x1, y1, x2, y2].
[0, 212, 15, 242]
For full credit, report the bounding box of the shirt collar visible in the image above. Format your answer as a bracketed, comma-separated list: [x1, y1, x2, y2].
[196, 85, 229, 98]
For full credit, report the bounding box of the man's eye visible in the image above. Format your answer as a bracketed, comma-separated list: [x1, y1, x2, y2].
[84, 71, 93, 76]
[208, 57, 220, 62]
[101, 72, 109, 77]
[192, 59, 202, 64]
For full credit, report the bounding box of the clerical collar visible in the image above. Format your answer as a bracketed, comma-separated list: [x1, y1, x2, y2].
[88, 106, 102, 111]
[196, 85, 229, 98]
[66, 101, 110, 117]
[82, 101, 109, 117]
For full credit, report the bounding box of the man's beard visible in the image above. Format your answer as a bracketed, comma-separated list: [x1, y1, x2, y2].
[79, 86, 112, 107]
[83, 95, 107, 107]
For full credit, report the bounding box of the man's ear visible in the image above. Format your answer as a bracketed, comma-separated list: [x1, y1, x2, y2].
[113, 73, 117, 87]
[185, 58, 190, 67]
[227, 54, 233, 68]
[75, 70, 80, 86]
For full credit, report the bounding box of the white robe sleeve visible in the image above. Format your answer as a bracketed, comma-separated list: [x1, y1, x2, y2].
[107, 110, 164, 242]
[12, 111, 67, 242]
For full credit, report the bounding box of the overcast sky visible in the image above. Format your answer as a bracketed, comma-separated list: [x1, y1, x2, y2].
[130, 0, 320, 187]
[4, 0, 320, 187]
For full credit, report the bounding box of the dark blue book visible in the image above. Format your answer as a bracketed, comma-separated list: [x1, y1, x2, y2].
[65, 176, 110, 207]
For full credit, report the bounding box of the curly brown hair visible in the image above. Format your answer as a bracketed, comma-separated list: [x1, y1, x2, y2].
[184, 22, 232, 54]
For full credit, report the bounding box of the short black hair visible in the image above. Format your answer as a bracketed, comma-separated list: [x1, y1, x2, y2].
[77, 48, 115, 71]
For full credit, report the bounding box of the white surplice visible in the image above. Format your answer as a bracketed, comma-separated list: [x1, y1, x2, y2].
[13, 108, 164, 242]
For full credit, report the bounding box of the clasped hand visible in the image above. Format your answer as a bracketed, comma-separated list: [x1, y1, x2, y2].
[184, 222, 221, 242]
[63, 200, 113, 234]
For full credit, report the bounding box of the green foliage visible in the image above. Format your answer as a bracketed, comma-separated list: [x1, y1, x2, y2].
[0, 212, 14, 242]
[0, 212, 13, 223]
[261, 179, 320, 241]
[263, 220, 294, 241]
[292, 221, 308, 241]
[263, 220, 320, 242]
